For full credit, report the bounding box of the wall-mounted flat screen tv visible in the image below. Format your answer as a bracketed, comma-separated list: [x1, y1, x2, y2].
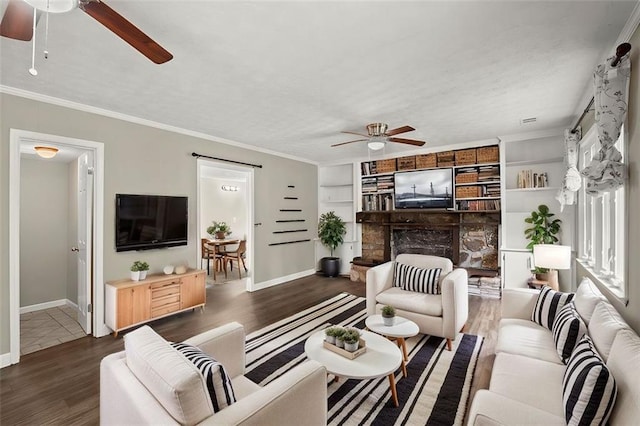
[116, 194, 188, 252]
[394, 168, 454, 209]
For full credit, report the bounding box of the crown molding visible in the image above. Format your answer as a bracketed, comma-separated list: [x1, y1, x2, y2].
[0, 85, 319, 166]
[616, 0, 640, 46]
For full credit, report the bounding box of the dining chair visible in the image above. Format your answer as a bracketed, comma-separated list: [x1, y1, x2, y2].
[223, 240, 248, 279]
[201, 238, 222, 279]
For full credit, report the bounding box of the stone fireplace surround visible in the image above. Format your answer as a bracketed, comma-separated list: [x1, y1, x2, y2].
[356, 210, 500, 275]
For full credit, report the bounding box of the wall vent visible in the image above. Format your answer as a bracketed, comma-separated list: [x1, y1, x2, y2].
[520, 117, 537, 125]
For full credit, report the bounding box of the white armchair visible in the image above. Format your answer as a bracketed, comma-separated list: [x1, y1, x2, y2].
[366, 254, 469, 350]
[100, 322, 327, 425]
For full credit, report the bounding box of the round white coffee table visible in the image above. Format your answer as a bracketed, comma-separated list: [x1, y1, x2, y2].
[304, 329, 402, 407]
[365, 315, 419, 377]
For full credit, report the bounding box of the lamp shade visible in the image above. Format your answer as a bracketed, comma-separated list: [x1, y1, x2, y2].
[533, 244, 571, 270]
[367, 140, 386, 151]
[34, 146, 59, 159]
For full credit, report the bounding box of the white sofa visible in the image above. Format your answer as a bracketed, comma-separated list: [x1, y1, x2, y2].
[467, 278, 640, 425]
[100, 322, 328, 425]
[366, 254, 469, 350]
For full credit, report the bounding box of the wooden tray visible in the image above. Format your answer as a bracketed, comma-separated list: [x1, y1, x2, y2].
[323, 338, 367, 359]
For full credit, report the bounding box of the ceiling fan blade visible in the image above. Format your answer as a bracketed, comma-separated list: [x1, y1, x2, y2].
[341, 131, 369, 137]
[0, 0, 36, 41]
[80, 0, 173, 64]
[388, 137, 426, 146]
[386, 125, 415, 136]
[331, 139, 368, 147]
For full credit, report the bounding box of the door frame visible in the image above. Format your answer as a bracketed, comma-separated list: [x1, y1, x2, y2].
[8, 129, 105, 365]
[196, 159, 255, 291]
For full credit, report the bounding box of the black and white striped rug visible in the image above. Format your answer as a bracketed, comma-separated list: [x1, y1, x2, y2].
[244, 293, 483, 425]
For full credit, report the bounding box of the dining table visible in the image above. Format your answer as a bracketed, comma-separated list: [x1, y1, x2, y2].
[205, 238, 241, 279]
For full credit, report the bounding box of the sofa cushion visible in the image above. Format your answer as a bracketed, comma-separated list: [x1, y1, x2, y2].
[496, 318, 563, 364]
[606, 329, 640, 425]
[124, 325, 214, 425]
[573, 277, 607, 325]
[562, 336, 617, 426]
[552, 302, 587, 364]
[588, 302, 630, 362]
[490, 352, 566, 416]
[393, 262, 441, 294]
[531, 286, 574, 330]
[376, 287, 443, 317]
[171, 342, 237, 412]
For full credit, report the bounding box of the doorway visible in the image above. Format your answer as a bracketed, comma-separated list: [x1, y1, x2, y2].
[8, 129, 105, 366]
[197, 159, 254, 291]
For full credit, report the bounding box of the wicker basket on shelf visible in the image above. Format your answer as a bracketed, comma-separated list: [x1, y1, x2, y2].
[477, 146, 499, 163]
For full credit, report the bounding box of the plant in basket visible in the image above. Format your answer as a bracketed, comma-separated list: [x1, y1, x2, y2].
[334, 327, 346, 348]
[343, 328, 361, 352]
[324, 326, 341, 345]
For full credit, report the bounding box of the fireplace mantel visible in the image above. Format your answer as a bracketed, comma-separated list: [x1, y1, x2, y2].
[357, 209, 500, 274]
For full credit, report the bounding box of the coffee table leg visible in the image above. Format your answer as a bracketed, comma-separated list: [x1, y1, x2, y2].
[398, 337, 408, 361]
[388, 374, 399, 407]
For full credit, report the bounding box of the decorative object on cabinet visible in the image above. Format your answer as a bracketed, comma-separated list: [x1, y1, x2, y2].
[523, 204, 562, 250]
[207, 221, 231, 240]
[317, 211, 347, 277]
[175, 265, 187, 274]
[533, 244, 571, 291]
[163, 265, 174, 275]
[130, 260, 149, 281]
[105, 269, 206, 337]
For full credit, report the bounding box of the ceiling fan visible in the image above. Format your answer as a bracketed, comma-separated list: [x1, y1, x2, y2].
[0, 0, 173, 64]
[332, 123, 426, 150]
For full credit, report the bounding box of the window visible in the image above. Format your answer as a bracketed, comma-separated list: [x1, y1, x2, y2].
[578, 126, 627, 301]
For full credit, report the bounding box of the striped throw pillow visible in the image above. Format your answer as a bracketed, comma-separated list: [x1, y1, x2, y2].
[552, 302, 587, 364]
[171, 342, 237, 412]
[393, 262, 441, 294]
[531, 286, 575, 330]
[562, 336, 617, 426]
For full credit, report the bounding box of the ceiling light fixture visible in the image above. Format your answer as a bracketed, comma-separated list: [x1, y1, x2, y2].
[34, 146, 59, 158]
[367, 136, 386, 151]
[221, 185, 239, 192]
[23, 0, 77, 13]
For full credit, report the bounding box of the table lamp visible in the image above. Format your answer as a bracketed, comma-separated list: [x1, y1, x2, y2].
[533, 244, 572, 291]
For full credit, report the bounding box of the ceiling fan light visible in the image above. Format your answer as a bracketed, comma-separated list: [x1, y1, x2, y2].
[368, 141, 386, 151]
[23, 0, 78, 13]
[34, 146, 59, 158]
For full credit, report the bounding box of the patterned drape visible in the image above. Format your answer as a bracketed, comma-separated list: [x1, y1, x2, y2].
[580, 52, 631, 195]
[556, 128, 582, 211]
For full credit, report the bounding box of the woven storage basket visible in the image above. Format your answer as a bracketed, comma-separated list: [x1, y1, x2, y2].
[456, 186, 481, 198]
[455, 149, 477, 165]
[375, 159, 396, 174]
[477, 146, 499, 163]
[415, 154, 437, 169]
[437, 161, 455, 167]
[397, 156, 416, 170]
[456, 172, 479, 184]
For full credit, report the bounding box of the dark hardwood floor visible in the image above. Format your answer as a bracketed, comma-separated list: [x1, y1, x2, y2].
[0, 274, 500, 425]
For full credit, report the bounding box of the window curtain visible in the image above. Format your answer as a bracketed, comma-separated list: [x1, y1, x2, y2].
[556, 128, 582, 211]
[580, 52, 631, 195]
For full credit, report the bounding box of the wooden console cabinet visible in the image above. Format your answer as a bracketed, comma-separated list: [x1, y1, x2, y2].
[106, 269, 206, 336]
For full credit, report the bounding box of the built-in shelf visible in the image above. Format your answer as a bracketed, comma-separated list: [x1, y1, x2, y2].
[454, 162, 500, 169]
[505, 157, 563, 167]
[455, 180, 501, 187]
[505, 187, 560, 193]
[457, 196, 501, 201]
[320, 183, 353, 187]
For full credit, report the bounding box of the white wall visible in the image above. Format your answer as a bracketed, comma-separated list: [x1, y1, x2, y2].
[200, 177, 248, 241]
[20, 158, 69, 307]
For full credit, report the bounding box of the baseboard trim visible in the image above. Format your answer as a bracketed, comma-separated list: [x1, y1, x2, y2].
[251, 269, 316, 291]
[20, 299, 68, 314]
[0, 352, 12, 369]
[66, 299, 78, 310]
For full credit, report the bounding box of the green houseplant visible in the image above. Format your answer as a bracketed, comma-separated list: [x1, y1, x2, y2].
[381, 305, 396, 326]
[343, 328, 361, 352]
[130, 260, 149, 281]
[207, 221, 232, 240]
[317, 211, 347, 277]
[524, 204, 562, 275]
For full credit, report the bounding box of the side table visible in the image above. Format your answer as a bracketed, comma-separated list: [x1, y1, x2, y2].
[365, 315, 419, 377]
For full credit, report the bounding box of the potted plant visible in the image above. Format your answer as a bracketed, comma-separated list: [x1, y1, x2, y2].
[343, 328, 361, 352]
[137, 261, 150, 280]
[324, 326, 340, 344]
[524, 204, 562, 279]
[317, 211, 346, 277]
[381, 305, 396, 326]
[334, 327, 346, 348]
[130, 261, 141, 281]
[207, 221, 232, 240]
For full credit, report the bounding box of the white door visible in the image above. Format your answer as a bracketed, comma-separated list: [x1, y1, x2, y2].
[76, 152, 93, 334]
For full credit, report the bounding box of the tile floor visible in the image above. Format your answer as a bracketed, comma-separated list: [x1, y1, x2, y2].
[20, 305, 87, 355]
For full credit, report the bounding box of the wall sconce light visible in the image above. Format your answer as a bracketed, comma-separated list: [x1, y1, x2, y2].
[34, 146, 59, 159]
[221, 185, 239, 192]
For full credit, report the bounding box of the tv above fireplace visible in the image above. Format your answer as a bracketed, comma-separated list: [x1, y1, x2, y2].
[394, 168, 454, 209]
